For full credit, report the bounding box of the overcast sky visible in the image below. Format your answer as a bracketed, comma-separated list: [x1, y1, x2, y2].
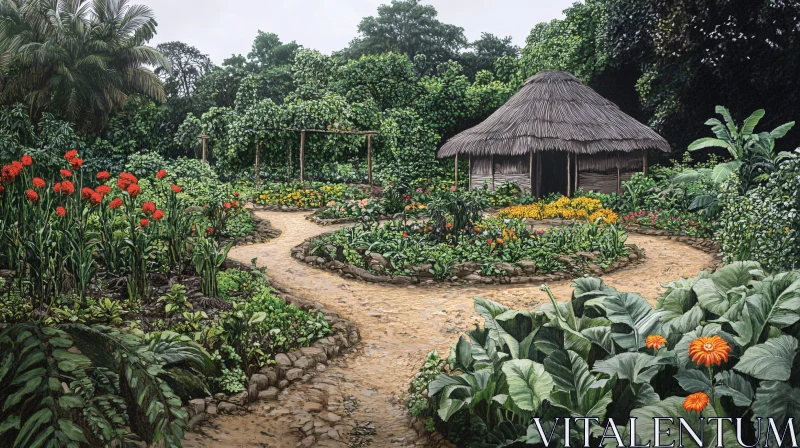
[136, 0, 574, 64]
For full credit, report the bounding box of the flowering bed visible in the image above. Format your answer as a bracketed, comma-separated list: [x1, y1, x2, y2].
[255, 181, 370, 209]
[408, 261, 800, 447]
[305, 216, 632, 281]
[497, 196, 618, 223]
[0, 151, 335, 446]
[621, 209, 713, 237]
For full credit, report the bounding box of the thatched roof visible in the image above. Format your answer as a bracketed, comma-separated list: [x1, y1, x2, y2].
[438, 71, 670, 157]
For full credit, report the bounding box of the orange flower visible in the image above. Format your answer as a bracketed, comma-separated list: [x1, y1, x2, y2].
[25, 189, 39, 203]
[140, 218, 149, 227]
[683, 392, 709, 412]
[646, 335, 667, 350]
[70, 157, 83, 170]
[156, 169, 166, 179]
[142, 202, 156, 215]
[20, 155, 32, 166]
[689, 335, 731, 367]
[95, 185, 111, 196]
[64, 149, 78, 161]
[55, 206, 66, 217]
[96, 171, 111, 182]
[126, 184, 141, 198]
[171, 184, 181, 193]
[60, 169, 72, 178]
[153, 209, 165, 221]
[32, 177, 46, 189]
[109, 198, 123, 209]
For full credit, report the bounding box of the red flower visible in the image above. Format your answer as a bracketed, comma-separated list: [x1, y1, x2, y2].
[11, 161, 23, 173]
[0, 185, 4, 195]
[126, 184, 141, 198]
[142, 202, 156, 215]
[64, 149, 78, 161]
[1, 165, 15, 183]
[234, 192, 240, 198]
[205, 226, 214, 236]
[54, 180, 75, 196]
[153, 209, 165, 221]
[117, 172, 138, 190]
[96, 171, 111, 183]
[55, 206, 66, 217]
[109, 198, 123, 209]
[232, 201, 239, 207]
[81, 187, 95, 200]
[20, 155, 32, 166]
[171, 184, 181, 193]
[25, 189, 39, 203]
[95, 185, 111, 196]
[402, 232, 409, 237]
[89, 193, 102, 206]
[60, 169, 72, 178]
[32, 177, 46, 189]
[156, 169, 166, 179]
[223, 202, 232, 209]
[140, 218, 149, 227]
[70, 158, 83, 170]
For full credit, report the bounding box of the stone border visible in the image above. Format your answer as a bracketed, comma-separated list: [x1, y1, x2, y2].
[291, 230, 646, 286]
[222, 211, 282, 246]
[407, 416, 456, 448]
[306, 213, 392, 226]
[184, 260, 360, 429]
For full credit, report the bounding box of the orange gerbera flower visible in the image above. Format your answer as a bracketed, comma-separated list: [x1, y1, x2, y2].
[646, 334, 667, 350]
[683, 392, 709, 412]
[688, 335, 731, 367]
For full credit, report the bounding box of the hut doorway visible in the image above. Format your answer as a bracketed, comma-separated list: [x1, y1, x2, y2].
[539, 151, 567, 197]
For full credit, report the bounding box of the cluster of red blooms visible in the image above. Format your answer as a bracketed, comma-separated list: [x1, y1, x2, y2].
[1, 155, 30, 185]
[141, 201, 165, 222]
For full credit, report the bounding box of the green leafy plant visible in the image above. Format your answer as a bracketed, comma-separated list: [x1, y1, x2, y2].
[158, 284, 192, 315]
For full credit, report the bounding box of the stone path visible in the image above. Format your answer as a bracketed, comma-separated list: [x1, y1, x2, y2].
[185, 211, 715, 448]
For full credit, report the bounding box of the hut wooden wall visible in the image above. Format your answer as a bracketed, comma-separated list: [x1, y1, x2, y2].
[470, 155, 532, 191]
[577, 150, 644, 194]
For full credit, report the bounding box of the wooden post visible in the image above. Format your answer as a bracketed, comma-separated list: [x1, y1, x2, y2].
[529, 151, 534, 193]
[254, 142, 261, 190]
[490, 154, 495, 190]
[567, 152, 571, 197]
[642, 150, 648, 176]
[367, 134, 372, 186]
[574, 154, 579, 192]
[536, 152, 542, 198]
[454, 153, 459, 188]
[299, 130, 306, 182]
[198, 134, 209, 165]
[468, 155, 472, 190]
[616, 153, 622, 195]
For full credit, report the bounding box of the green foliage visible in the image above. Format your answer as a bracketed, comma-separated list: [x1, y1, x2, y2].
[0, 323, 212, 447]
[158, 284, 192, 315]
[716, 155, 800, 270]
[416, 261, 800, 447]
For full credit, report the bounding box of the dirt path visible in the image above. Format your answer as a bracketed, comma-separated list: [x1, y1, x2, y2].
[186, 211, 715, 448]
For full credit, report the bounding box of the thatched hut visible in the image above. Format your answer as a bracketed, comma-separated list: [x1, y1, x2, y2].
[438, 71, 670, 196]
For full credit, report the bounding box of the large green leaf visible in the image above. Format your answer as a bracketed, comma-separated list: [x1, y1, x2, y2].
[571, 277, 615, 317]
[693, 261, 762, 315]
[714, 371, 754, 407]
[734, 335, 798, 381]
[718, 272, 800, 347]
[688, 137, 732, 152]
[769, 121, 796, 140]
[658, 273, 707, 321]
[545, 350, 616, 419]
[501, 359, 553, 412]
[474, 297, 533, 359]
[751, 381, 800, 447]
[741, 109, 765, 135]
[709, 161, 742, 184]
[592, 352, 662, 385]
[663, 306, 704, 346]
[604, 292, 662, 350]
[674, 369, 711, 394]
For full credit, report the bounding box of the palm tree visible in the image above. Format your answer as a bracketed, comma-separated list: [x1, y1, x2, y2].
[0, 0, 169, 132]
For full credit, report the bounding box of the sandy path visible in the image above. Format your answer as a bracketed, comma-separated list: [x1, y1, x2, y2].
[188, 211, 714, 447]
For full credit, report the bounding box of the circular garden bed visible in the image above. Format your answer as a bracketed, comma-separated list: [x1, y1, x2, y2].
[292, 218, 644, 286]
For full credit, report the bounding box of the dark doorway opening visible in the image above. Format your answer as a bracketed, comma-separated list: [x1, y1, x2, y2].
[539, 151, 567, 197]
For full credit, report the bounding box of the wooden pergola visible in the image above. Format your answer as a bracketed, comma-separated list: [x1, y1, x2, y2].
[256, 128, 380, 188]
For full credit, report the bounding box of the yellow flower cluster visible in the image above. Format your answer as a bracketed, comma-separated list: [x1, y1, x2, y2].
[257, 184, 350, 208]
[404, 202, 428, 211]
[497, 196, 618, 223]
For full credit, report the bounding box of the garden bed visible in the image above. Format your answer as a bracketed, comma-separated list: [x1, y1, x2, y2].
[185, 260, 360, 426]
[291, 223, 645, 286]
[223, 211, 282, 245]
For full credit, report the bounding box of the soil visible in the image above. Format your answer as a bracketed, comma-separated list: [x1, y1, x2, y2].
[184, 211, 715, 448]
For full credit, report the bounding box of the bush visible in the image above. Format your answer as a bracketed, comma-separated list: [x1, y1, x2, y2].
[717, 155, 800, 270]
[414, 262, 800, 447]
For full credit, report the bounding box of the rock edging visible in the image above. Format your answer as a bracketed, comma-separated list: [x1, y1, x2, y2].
[253, 204, 318, 212]
[223, 211, 282, 246]
[306, 214, 391, 226]
[291, 231, 646, 286]
[184, 260, 360, 433]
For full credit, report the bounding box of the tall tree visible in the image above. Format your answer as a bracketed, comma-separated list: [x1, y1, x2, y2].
[338, 0, 468, 70]
[0, 0, 168, 132]
[155, 41, 212, 98]
[247, 31, 300, 72]
[459, 32, 519, 79]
